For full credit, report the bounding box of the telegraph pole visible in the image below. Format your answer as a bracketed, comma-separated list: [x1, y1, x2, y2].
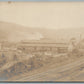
[80, 34, 82, 41]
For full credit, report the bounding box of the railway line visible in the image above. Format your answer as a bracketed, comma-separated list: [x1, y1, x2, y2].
[14, 56, 84, 81]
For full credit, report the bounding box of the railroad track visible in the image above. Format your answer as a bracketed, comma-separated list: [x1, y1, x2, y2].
[13, 57, 84, 81]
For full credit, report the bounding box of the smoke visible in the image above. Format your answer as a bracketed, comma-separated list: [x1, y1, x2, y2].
[29, 32, 44, 40]
[8, 31, 44, 42]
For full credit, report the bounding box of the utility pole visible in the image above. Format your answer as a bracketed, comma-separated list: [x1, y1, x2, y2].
[80, 34, 82, 41]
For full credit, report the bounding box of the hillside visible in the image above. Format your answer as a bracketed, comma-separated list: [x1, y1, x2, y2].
[0, 21, 44, 42]
[0, 21, 84, 42]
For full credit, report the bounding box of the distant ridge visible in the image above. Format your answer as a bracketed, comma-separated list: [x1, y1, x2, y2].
[0, 21, 84, 42]
[0, 21, 45, 42]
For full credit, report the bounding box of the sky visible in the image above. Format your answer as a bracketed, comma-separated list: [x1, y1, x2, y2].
[0, 2, 84, 29]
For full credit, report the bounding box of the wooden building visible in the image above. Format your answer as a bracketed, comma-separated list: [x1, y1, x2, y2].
[17, 40, 68, 54]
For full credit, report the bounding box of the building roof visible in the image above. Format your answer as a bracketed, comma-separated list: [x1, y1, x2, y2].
[20, 39, 68, 44]
[18, 40, 68, 48]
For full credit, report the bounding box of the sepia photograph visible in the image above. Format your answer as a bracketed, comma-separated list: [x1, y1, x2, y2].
[0, 1, 84, 82]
